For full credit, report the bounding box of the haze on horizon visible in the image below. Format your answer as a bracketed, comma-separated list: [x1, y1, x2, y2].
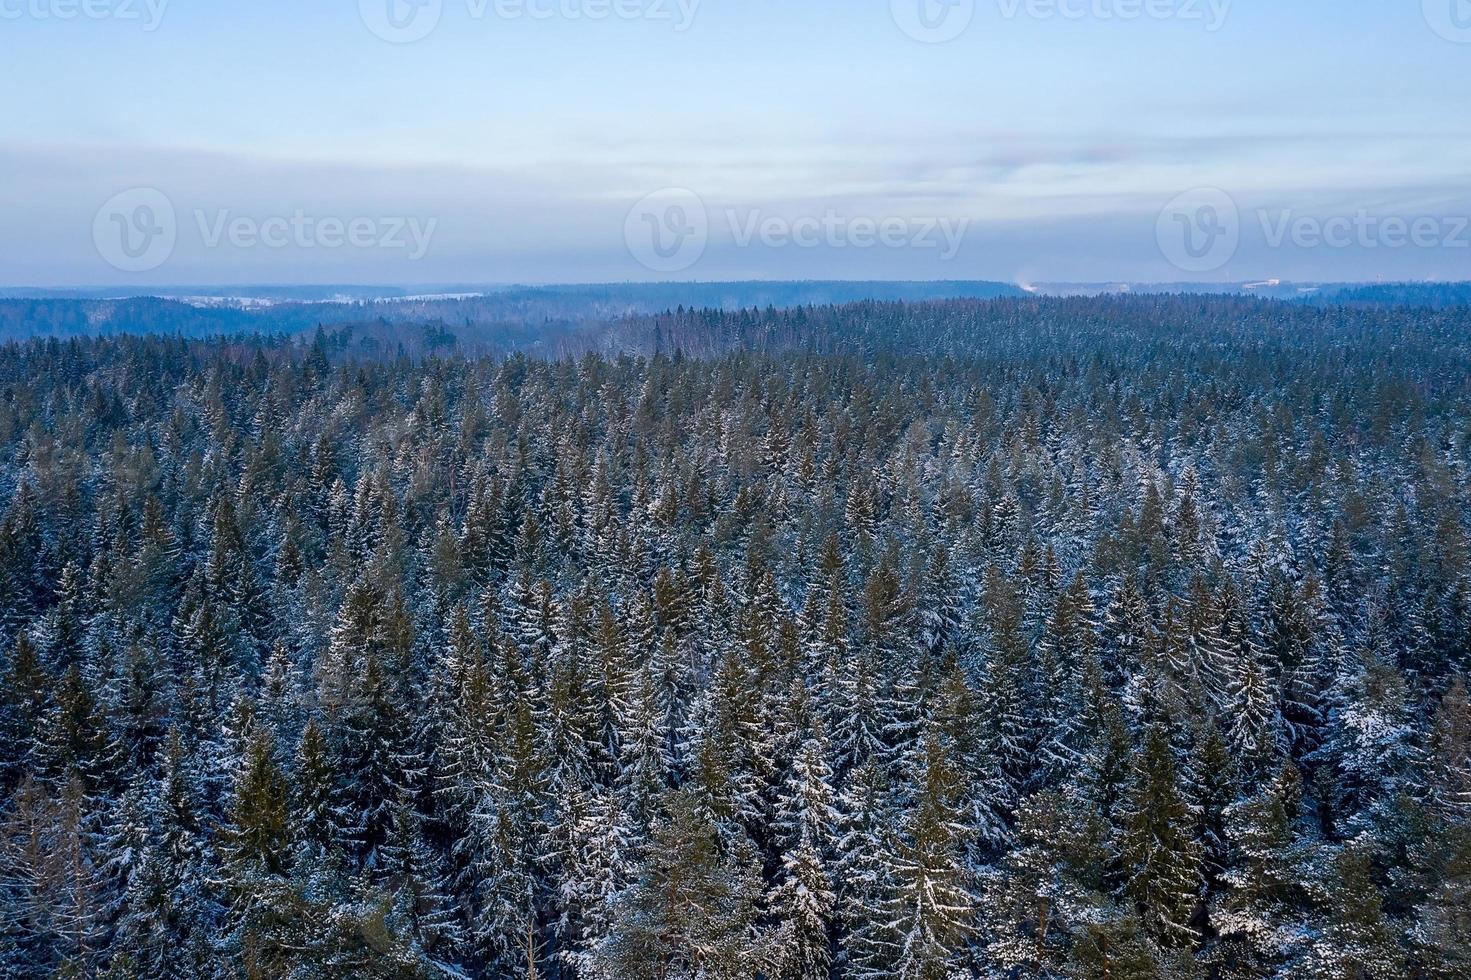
[2, 0, 1469, 287]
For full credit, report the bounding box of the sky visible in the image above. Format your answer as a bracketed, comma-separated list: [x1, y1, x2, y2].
[1, 0, 1469, 286]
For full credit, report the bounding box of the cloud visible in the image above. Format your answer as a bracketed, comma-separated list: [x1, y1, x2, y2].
[3, 137, 1469, 287]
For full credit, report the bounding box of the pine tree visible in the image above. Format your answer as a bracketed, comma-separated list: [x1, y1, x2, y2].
[35, 664, 112, 792]
[0, 635, 47, 791]
[1209, 761, 1311, 977]
[836, 758, 901, 979]
[889, 731, 976, 980]
[113, 729, 217, 977]
[599, 790, 761, 980]
[549, 787, 632, 977]
[984, 786, 1115, 975]
[1225, 642, 1283, 783]
[616, 660, 672, 834]
[377, 791, 466, 971]
[976, 567, 1030, 825]
[331, 649, 415, 869]
[1319, 620, 1416, 838]
[1302, 847, 1408, 980]
[220, 727, 296, 975]
[294, 719, 349, 856]
[1033, 576, 1095, 788]
[934, 663, 1010, 855]
[1119, 722, 1201, 949]
[769, 736, 839, 980]
[1101, 575, 1153, 692]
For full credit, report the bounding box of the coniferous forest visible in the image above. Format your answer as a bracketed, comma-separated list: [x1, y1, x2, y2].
[1, 294, 1469, 979]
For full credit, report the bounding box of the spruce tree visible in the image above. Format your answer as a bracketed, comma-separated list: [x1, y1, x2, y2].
[1119, 722, 1202, 949]
[889, 731, 976, 980]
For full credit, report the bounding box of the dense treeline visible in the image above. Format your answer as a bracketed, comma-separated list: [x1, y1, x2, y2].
[572, 294, 1471, 365]
[0, 296, 1468, 978]
[1308, 282, 1471, 310]
[0, 282, 1026, 344]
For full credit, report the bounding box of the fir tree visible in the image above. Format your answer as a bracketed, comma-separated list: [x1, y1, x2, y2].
[599, 790, 761, 980]
[1302, 847, 1407, 980]
[889, 731, 976, 980]
[1118, 722, 1202, 949]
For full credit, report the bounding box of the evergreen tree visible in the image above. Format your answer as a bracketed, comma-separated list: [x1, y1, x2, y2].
[769, 737, 839, 980]
[889, 731, 976, 980]
[1302, 847, 1407, 980]
[1118, 722, 1201, 949]
[837, 758, 900, 979]
[220, 727, 296, 975]
[599, 790, 761, 980]
[1209, 761, 1311, 977]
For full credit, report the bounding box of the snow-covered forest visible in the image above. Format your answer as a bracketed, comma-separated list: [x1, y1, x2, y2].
[1, 295, 1468, 978]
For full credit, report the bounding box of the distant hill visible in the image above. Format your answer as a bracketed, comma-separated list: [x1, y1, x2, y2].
[0, 285, 422, 302]
[0, 281, 1025, 342]
[0, 297, 257, 341]
[1303, 282, 1471, 309]
[1029, 281, 1471, 307]
[6, 280, 1465, 346]
[1029, 281, 1326, 300]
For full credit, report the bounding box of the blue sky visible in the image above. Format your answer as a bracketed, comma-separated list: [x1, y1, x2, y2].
[2, 0, 1469, 285]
